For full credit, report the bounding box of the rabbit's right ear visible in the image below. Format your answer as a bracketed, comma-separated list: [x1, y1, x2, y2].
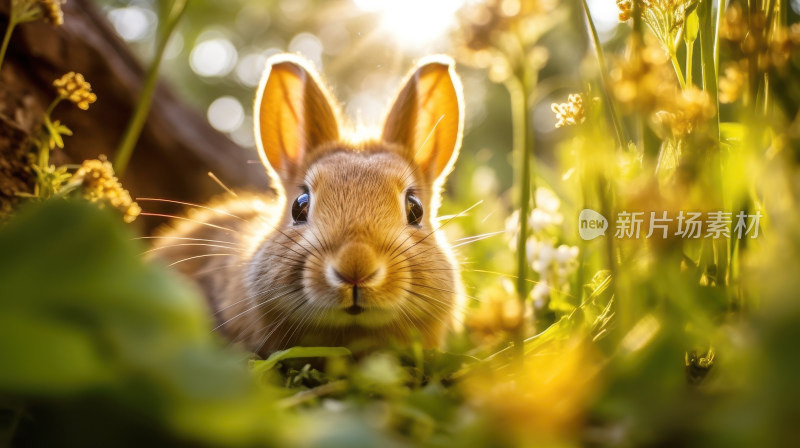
[254, 55, 340, 182]
[382, 57, 463, 185]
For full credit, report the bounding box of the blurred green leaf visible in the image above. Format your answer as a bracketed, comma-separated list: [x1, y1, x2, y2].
[0, 200, 295, 446]
[251, 346, 352, 374]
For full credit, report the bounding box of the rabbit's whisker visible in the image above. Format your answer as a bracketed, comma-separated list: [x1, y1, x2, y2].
[142, 243, 243, 256]
[462, 268, 577, 300]
[193, 261, 248, 277]
[135, 236, 237, 245]
[386, 200, 482, 266]
[168, 253, 233, 267]
[214, 284, 298, 316]
[213, 287, 304, 333]
[394, 265, 461, 277]
[254, 296, 308, 353]
[392, 300, 418, 338]
[399, 114, 445, 186]
[263, 252, 313, 267]
[449, 230, 505, 248]
[139, 212, 236, 232]
[400, 291, 455, 336]
[287, 226, 329, 259]
[405, 281, 480, 303]
[279, 297, 320, 348]
[136, 198, 246, 221]
[400, 283, 475, 313]
[398, 301, 437, 342]
[480, 205, 499, 224]
[229, 287, 302, 345]
[208, 171, 238, 198]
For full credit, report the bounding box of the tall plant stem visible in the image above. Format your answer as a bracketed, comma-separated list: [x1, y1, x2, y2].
[699, 0, 726, 285]
[670, 53, 687, 90]
[686, 42, 694, 86]
[0, 19, 16, 73]
[114, 0, 187, 176]
[713, 0, 724, 73]
[507, 72, 532, 360]
[580, 0, 627, 149]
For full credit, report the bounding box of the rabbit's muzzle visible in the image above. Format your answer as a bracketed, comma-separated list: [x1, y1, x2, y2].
[324, 241, 387, 315]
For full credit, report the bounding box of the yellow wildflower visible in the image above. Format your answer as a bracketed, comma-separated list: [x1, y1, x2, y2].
[551, 93, 586, 128]
[654, 86, 715, 139]
[9, 0, 64, 25]
[719, 62, 745, 104]
[719, 3, 748, 43]
[462, 336, 600, 440]
[610, 39, 677, 113]
[38, 0, 64, 25]
[71, 156, 140, 223]
[53, 72, 97, 110]
[720, 3, 800, 72]
[616, 0, 632, 22]
[767, 25, 799, 70]
[464, 281, 526, 344]
[456, 0, 554, 54]
[454, 0, 555, 82]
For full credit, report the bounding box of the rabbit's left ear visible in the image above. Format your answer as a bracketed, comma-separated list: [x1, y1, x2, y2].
[254, 55, 340, 183]
[382, 57, 464, 183]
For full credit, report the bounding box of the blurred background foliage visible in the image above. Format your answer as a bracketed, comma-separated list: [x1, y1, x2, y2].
[2, 0, 800, 446]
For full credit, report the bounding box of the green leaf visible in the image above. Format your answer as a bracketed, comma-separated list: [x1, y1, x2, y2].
[0, 199, 299, 445]
[251, 346, 352, 374]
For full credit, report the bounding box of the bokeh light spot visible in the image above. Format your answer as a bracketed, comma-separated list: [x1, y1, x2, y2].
[353, 0, 466, 48]
[587, 0, 621, 41]
[190, 37, 238, 78]
[207, 96, 244, 133]
[288, 33, 324, 68]
[108, 7, 156, 42]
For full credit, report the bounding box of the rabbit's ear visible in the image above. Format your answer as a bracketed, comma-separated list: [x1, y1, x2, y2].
[254, 55, 339, 181]
[382, 57, 464, 183]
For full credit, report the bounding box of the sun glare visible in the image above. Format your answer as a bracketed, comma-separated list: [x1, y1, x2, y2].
[354, 0, 467, 48]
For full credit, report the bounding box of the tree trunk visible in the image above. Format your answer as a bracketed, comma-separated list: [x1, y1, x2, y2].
[0, 0, 269, 229]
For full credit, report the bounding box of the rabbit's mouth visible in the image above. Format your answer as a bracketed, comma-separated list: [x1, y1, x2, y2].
[308, 285, 401, 327]
[343, 285, 367, 315]
[344, 304, 365, 315]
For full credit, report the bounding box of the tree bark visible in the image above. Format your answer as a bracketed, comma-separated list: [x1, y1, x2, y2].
[0, 0, 269, 228]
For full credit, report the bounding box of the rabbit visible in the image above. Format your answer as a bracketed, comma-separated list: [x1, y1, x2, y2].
[152, 54, 465, 356]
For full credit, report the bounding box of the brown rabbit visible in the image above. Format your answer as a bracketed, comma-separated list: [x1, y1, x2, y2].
[152, 54, 465, 356]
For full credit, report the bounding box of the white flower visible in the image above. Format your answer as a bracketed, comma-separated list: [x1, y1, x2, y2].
[526, 237, 538, 266]
[529, 239, 580, 282]
[530, 207, 563, 232]
[531, 281, 550, 309]
[528, 238, 556, 274]
[505, 209, 520, 249]
[535, 187, 561, 213]
[555, 244, 579, 264]
[505, 209, 520, 233]
[529, 188, 563, 232]
[530, 208, 552, 232]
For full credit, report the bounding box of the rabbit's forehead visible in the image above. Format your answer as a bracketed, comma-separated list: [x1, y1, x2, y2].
[304, 151, 414, 194]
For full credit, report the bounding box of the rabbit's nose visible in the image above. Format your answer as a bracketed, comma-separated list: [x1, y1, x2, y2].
[326, 242, 384, 287]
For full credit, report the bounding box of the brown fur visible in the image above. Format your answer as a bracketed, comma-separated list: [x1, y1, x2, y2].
[153, 54, 465, 356]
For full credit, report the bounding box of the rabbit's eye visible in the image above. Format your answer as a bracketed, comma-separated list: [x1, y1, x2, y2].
[406, 193, 423, 226]
[292, 192, 309, 224]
